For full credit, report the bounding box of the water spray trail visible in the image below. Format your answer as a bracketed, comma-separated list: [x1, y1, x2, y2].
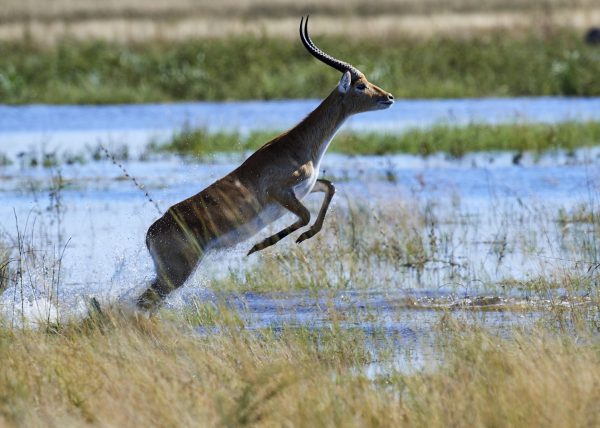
[99, 144, 163, 216]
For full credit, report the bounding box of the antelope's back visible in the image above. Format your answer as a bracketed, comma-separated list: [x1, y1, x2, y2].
[152, 173, 285, 249]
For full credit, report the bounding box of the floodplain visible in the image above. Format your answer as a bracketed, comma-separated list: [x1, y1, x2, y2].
[2, 1, 600, 423]
[1, 96, 600, 426]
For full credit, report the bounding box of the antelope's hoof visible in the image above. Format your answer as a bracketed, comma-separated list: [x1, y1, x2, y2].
[247, 246, 259, 256]
[296, 230, 315, 244]
[136, 288, 163, 311]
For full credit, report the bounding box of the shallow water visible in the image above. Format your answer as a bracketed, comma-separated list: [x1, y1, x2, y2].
[192, 288, 543, 373]
[1, 149, 598, 322]
[2, 97, 600, 159]
[1, 98, 599, 338]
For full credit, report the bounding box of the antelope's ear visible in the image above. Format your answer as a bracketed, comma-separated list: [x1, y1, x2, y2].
[337, 71, 351, 94]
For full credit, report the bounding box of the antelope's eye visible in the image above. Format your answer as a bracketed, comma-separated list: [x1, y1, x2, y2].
[356, 83, 367, 90]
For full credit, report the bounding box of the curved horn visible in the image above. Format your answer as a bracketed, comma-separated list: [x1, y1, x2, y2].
[299, 15, 363, 81]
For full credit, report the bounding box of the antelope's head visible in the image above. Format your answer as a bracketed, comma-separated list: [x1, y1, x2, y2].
[300, 16, 394, 114]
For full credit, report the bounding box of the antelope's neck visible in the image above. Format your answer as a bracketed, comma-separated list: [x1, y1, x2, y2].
[291, 90, 349, 165]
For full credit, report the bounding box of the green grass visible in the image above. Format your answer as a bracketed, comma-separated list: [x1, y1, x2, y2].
[2, 30, 600, 103]
[158, 121, 600, 157]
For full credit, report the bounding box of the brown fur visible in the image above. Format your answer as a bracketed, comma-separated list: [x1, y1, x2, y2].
[137, 29, 394, 309]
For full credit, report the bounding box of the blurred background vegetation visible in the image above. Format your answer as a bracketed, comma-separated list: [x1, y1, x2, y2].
[1, 0, 599, 103]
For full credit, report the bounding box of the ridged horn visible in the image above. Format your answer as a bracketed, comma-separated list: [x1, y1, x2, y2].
[299, 15, 363, 81]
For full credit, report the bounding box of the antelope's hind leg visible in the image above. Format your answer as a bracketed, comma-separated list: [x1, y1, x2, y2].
[247, 189, 311, 255]
[138, 230, 204, 310]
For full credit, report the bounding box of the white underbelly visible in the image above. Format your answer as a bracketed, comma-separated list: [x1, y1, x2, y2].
[207, 203, 287, 250]
[206, 168, 320, 250]
[294, 169, 319, 200]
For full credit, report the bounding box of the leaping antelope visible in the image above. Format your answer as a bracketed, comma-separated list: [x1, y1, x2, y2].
[138, 16, 394, 309]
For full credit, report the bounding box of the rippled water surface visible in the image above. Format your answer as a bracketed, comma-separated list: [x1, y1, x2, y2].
[1, 98, 599, 340]
[3, 97, 600, 158]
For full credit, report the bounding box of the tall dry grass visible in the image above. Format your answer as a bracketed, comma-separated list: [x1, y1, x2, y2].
[3, 0, 598, 22]
[1, 0, 600, 43]
[0, 306, 599, 427]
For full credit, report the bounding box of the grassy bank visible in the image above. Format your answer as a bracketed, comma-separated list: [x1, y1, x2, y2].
[0, 306, 599, 427]
[2, 30, 600, 104]
[159, 121, 600, 157]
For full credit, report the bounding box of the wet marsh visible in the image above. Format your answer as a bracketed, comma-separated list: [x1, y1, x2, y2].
[3, 1, 600, 422]
[2, 137, 599, 318]
[1, 97, 600, 425]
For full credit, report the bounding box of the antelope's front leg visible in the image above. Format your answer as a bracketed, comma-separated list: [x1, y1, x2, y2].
[296, 179, 335, 244]
[247, 189, 310, 255]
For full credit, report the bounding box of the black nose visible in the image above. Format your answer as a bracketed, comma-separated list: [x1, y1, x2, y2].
[388, 94, 394, 100]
